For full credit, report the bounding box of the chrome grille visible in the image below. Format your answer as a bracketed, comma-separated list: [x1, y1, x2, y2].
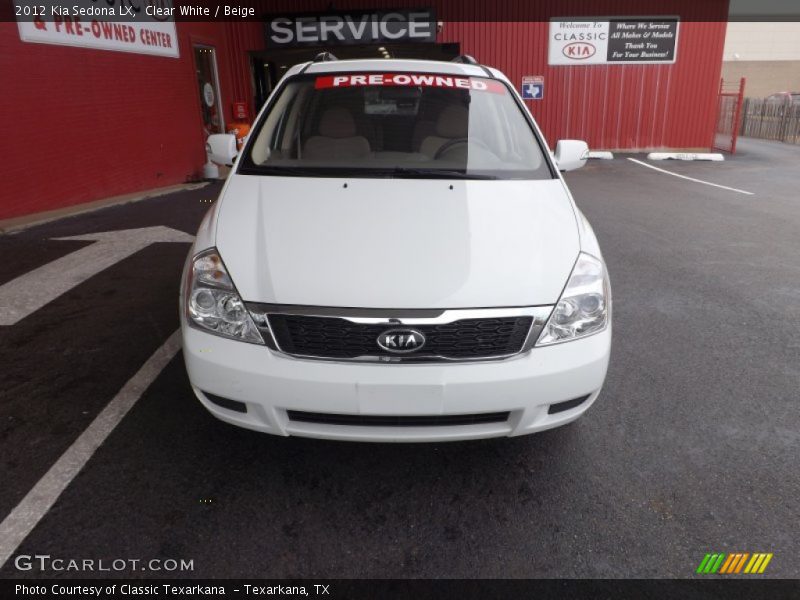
[270, 314, 532, 359]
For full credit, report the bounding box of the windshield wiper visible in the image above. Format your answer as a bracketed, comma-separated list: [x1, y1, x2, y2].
[249, 165, 332, 177]
[383, 167, 497, 180]
[243, 165, 498, 180]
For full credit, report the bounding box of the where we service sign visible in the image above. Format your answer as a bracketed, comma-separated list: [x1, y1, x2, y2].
[548, 17, 679, 65]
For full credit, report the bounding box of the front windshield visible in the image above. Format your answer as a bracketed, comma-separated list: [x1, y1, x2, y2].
[241, 72, 552, 180]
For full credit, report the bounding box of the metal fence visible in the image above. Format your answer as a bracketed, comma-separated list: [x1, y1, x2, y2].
[739, 98, 800, 144]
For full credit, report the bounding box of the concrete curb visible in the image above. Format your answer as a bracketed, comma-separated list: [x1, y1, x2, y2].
[646, 152, 725, 161]
[0, 182, 210, 235]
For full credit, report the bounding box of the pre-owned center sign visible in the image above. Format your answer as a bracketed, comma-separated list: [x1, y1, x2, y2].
[15, 0, 178, 58]
[549, 17, 679, 65]
[265, 9, 436, 47]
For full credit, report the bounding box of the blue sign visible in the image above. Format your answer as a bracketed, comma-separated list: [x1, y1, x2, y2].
[521, 76, 544, 100]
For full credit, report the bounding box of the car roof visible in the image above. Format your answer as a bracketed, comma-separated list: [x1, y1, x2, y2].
[286, 58, 508, 83]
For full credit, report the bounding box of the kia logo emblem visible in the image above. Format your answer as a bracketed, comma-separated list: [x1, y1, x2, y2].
[377, 328, 426, 354]
[563, 42, 596, 59]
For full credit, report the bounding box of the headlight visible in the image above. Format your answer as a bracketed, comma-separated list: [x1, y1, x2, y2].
[185, 248, 264, 344]
[537, 252, 610, 346]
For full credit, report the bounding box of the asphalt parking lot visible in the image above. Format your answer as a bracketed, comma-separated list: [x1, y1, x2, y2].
[0, 137, 798, 579]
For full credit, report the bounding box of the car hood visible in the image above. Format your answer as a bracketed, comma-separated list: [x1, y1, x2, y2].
[215, 175, 580, 308]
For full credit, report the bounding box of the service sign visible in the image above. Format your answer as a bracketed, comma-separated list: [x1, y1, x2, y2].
[548, 18, 679, 65]
[266, 9, 436, 47]
[16, 0, 179, 58]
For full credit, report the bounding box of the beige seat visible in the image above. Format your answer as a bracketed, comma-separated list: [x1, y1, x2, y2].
[303, 108, 371, 160]
[420, 105, 469, 158]
[411, 119, 437, 152]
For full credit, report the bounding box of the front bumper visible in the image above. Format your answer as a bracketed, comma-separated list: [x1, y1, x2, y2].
[181, 322, 611, 442]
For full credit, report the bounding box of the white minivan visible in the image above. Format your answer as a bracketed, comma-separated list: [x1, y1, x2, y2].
[181, 56, 611, 442]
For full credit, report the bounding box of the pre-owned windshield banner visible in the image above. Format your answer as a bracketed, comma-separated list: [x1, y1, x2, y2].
[315, 73, 507, 94]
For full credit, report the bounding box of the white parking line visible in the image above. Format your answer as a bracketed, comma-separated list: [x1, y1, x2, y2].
[627, 158, 754, 195]
[0, 227, 193, 326]
[0, 330, 181, 569]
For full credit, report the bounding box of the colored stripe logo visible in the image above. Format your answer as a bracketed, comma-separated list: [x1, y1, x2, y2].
[696, 553, 773, 574]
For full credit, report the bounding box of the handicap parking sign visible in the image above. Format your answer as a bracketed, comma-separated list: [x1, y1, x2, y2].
[521, 76, 544, 100]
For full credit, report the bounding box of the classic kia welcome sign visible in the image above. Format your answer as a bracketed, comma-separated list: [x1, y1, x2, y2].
[548, 18, 679, 65]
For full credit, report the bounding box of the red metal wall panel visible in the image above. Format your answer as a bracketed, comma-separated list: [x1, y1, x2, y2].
[221, 0, 728, 150]
[0, 21, 236, 220]
[0, 0, 727, 220]
[440, 18, 727, 150]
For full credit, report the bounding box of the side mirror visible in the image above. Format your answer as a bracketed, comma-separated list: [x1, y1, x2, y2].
[206, 134, 238, 166]
[554, 140, 589, 172]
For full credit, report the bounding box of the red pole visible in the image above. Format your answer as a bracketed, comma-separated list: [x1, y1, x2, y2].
[730, 77, 746, 154]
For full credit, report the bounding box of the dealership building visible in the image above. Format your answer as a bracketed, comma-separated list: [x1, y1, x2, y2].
[1, 0, 728, 220]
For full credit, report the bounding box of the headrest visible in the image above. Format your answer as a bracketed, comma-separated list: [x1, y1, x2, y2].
[318, 107, 357, 138]
[435, 105, 469, 138]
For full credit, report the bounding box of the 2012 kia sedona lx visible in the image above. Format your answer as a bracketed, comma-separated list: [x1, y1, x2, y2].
[181, 56, 611, 442]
